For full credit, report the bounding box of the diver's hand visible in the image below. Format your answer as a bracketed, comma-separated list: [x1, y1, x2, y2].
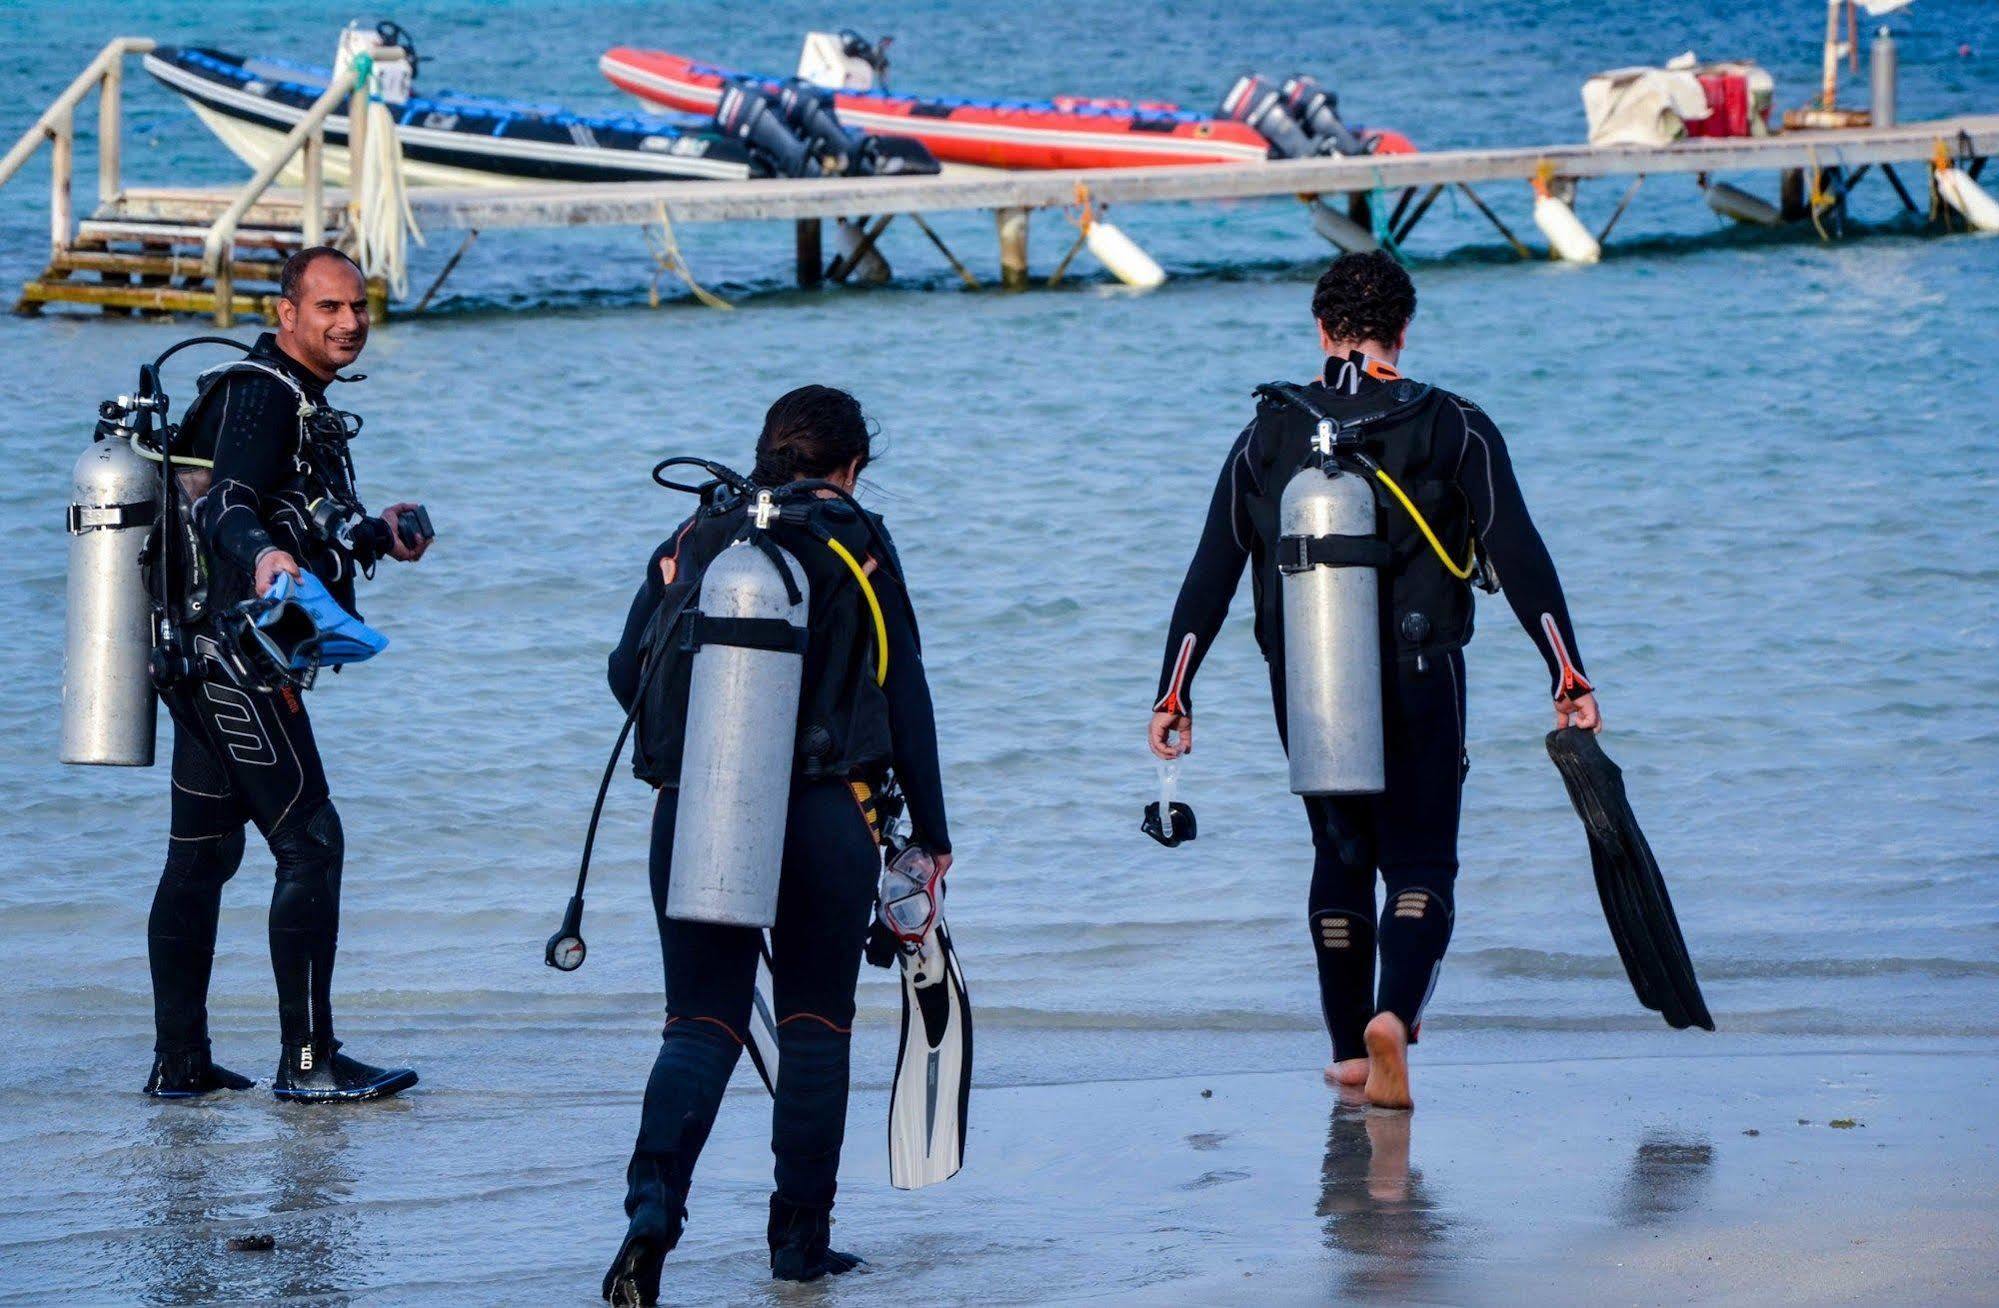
[932, 851, 954, 880]
[254, 549, 301, 595]
[1149, 710, 1192, 760]
[377, 502, 430, 562]
[1555, 691, 1602, 732]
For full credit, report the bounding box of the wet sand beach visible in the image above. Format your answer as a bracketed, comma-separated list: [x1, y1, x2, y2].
[4, 1034, 1993, 1304]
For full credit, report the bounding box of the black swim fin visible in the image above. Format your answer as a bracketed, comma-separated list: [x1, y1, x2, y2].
[1546, 728, 1714, 1032]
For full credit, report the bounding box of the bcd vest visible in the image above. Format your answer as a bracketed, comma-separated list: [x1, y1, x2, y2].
[1241, 378, 1483, 665]
[630, 495, 894, 789]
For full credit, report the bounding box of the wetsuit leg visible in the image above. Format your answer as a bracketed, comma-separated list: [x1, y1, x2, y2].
[626, 787, 756, 1222]
[151, 700, 249, 1055]
[767, 780, 880, 1211]
[1303, 797, 1379, 1065]
[1371, 651, 1467, 1037]
[1272, 663, 1381, 1064]
[175, 638, 338, 1047]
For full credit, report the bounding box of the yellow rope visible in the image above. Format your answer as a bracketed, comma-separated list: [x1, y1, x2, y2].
[644, 202, 734, 311]
[823, 536, 888, 684]
[1373, 466, 1476, 580]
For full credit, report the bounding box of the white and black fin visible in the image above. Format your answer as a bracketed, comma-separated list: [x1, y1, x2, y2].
[744, 933, 781, 1095]
[888, 920, 971, 1189]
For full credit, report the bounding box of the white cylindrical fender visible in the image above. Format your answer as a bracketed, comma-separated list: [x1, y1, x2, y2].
[1084, 216, 1166, 289]
[1307, 200, 1380, 253]
[837, 217, 892, 283]
[62, 437, 159, 766]
[1533, 192, 1602, 263]
[1703, 180, 1783, 226]
[1937, 165, 1999, 232]
[666, 540, 810, 927]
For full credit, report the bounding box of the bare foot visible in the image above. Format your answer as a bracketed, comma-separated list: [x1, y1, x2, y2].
[1363, 1012, 1413, 1110]
[1323, 1057, 1369, 1088]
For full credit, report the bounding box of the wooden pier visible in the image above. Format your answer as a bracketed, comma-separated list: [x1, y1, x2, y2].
[4, 38, 1994, 321]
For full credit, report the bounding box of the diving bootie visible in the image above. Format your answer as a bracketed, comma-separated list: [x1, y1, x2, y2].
[144, 1047, 254, 1098]
[601, 1205, 684, 1307]
[272, 1039, 418, 1102]
[767, 1196, 865, 1282]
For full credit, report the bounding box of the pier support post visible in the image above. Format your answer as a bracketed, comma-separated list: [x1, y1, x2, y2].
[997, 207, 1029, 290]
[366, 276, 388, 321]
[97, 59, 122, 205]
[49, 108, 73, 258]
[1347, 191, 1372, 233]
[795, 219, 822, 289]
[1780, 169, 1810, 222]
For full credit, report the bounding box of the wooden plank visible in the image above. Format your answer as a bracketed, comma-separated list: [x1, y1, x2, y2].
[16, 278, 268, 316]
[50, 249, 284, 281]
[400, 114, 1999, 231]
[78, 219, 309, 250]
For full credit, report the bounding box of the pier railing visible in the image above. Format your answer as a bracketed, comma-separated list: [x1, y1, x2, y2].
[0, 36, 155, 259]
[202, 44, 406, 325]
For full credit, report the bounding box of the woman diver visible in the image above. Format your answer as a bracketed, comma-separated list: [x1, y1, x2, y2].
[601, 386, 952, 1303]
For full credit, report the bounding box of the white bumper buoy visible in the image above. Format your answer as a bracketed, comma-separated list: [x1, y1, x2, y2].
[1937, 164, 1999, 232]
[837, 217, 892, 283]
[1531, 174, 1601, 263]
[1307, 200, 1380, 253]
[1084, 215, 1166, 289]
[1703, 180, 1783, 226]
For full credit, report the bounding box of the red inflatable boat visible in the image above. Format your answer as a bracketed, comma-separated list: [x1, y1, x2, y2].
[604, 46, 1287, 170]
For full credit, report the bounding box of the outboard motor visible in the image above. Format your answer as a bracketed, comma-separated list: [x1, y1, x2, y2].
[776, 78, 862, 174]
[665, 494, 812, 927]
[1281, 74, 1366, 156]
[1276, 413, 1387, 796]
[1218, 73, 1316, 160]
[715, 79, 822, 178]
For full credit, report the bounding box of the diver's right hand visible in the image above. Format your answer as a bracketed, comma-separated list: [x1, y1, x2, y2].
[254, 549, 302, 596]
[1149, 710, 1192, 760]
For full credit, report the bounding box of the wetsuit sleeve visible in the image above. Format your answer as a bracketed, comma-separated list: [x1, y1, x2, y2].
[877, 555, 951, 856]
[200, 374, 299, 576]
[1153, 422, 1256, 714]
[1449, 398, 1593, 700]
[607, 540, 671, 712]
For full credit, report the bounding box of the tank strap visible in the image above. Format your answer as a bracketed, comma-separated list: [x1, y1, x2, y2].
[1254, 378, 1435, 453]
[68, 498, 160, 534]
[1277, 531, 1392, 574]
[679, 613, 808, 654]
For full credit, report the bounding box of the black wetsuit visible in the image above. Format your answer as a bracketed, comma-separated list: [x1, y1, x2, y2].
[1154, 352, 1590, 1062]
[607, 501, 949, 1227]
[149, 334, 386, 1059]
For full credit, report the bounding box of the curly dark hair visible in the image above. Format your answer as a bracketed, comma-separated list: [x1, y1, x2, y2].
[1310, 250, 1416, 347]
[751, 384, 876, 486]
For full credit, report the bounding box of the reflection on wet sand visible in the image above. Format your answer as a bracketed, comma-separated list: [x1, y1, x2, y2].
[1613, 1130, 1715, 1228]
[1316, 1097, 1454, 1299]
[130, 1103, 367, 1305]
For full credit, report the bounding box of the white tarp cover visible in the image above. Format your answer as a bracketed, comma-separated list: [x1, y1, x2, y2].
[1583, 65, 1712, 146]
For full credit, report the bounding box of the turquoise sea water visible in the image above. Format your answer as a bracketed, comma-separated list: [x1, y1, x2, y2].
[1, 1, 1996, 1301]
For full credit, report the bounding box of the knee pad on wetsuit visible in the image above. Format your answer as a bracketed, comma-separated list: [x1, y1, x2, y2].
[1380, 886, 1453, 940]
[161, 827, 246, 891]
[270, 802, 344, 899]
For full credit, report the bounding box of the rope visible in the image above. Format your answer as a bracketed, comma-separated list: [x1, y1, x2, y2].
[1369, 167, 1405, 264]
[1805, 144, 1832, 242]
[643, 203, 733, 310]
[347, 51, 424, 297]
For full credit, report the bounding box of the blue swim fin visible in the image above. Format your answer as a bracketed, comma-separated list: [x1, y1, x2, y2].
[257, 572, 389, 671]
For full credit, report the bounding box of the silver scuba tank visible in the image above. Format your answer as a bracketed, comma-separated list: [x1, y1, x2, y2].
[62, 435, 160, 766]
[1279, 432, 1386, 796]
[666, 519, 812, 927]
